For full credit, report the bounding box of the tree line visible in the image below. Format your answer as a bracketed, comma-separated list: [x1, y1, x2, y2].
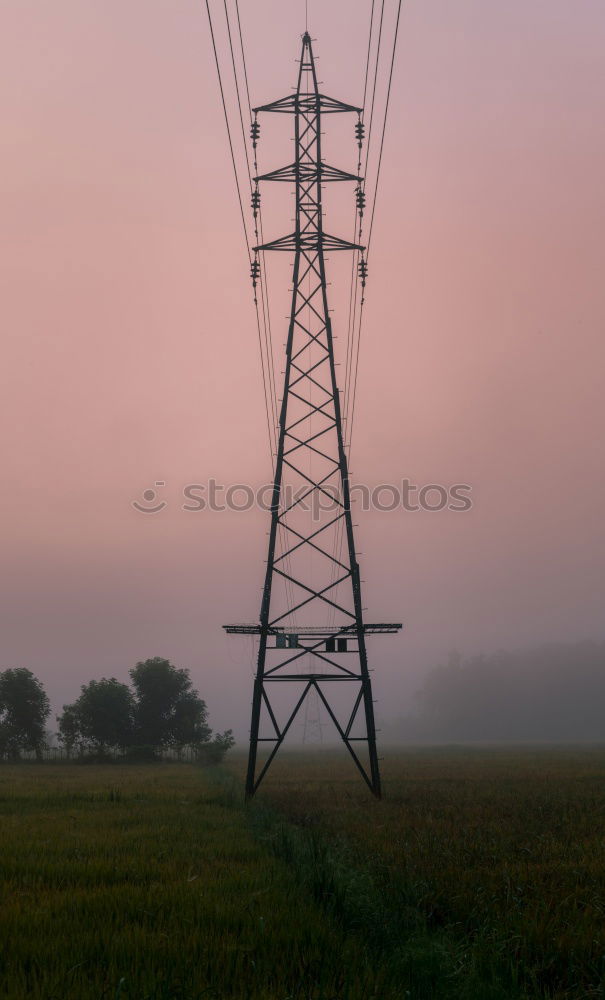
[388, 640, 605, 743]
[0, 657, 234, 762]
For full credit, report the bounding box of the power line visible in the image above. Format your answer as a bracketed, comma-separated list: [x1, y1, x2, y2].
[233, 0, 279, 439]
[362, 0, 386, 183]
[343, 0, 379, 448]
[350, 0, 403, 453]
[361, 0, 377, 118]
[205, 0, 277, 461]
[223, 0, 253, 192]
[332, 0, 403, 622]
[231, 0, 297, 621]
[204, 0, 251, 258]
[224, 0, 279, 452]
[234, 0, 253, 118]
[330, 0, 377, 626]
[217, 0, 279, 455]
[344, 0, 384, 433]
[366, 0, 403, 256]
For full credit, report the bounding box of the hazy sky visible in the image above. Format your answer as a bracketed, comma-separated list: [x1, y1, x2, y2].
[1, 0, 604, 739]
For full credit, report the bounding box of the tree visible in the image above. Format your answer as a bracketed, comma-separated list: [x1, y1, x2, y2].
[0, 668, 50, 760]
[58, 678, 134, 754]
[130, 657, 208, 750]
[56, 658, 235, 763]
[55, 704, 81, 757]
[130, 657, 217, 753]
[170, 690, 212, 752]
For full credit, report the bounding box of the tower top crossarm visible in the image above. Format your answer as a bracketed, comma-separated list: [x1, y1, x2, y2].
[253, 34, 362, 116]
[253, 93, 362, 116]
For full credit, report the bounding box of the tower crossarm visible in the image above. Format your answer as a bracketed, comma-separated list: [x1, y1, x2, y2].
[253, 93, 362, 116]
[256, 162, 362, 184]
[223, 623, 403, 636]
[255, 232, 364, 253]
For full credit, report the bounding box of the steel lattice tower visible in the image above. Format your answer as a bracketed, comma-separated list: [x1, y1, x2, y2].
[224, 34, 401, 798]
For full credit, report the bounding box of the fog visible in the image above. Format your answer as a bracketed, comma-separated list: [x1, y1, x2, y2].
[382, 641, 605, 744]
[1, 0, 604, 743]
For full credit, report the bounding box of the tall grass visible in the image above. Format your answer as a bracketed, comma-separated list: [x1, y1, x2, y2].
[241, 746, 605, 999]
[2, 749, 604, 999]
[0, 765, 381, 999]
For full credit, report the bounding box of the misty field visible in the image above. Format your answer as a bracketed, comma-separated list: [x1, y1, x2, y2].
[1, 750, 605, 999]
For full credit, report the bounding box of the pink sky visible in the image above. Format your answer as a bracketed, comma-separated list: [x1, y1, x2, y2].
[1, 0, 604, 738]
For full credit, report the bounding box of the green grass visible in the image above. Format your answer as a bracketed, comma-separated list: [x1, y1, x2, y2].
[0, 764, 381, 999]
[244, 746, 605, 1000]
[1, 749, 605, 999]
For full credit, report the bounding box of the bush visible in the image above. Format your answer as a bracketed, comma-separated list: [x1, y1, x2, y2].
[194, 731, 235, 766]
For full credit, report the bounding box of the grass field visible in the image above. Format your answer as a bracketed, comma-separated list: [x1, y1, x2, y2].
[1, 749, 604, 999]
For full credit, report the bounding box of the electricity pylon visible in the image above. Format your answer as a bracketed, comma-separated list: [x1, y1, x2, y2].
[224, 33, 401, 798]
